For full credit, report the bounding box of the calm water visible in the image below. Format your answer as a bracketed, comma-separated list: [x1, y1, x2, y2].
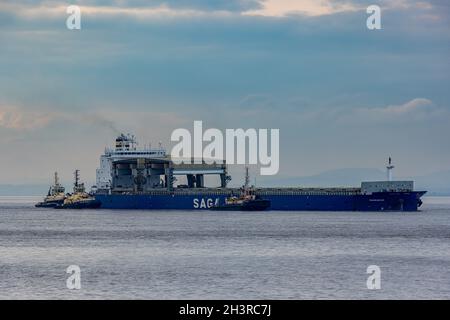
[0, 196, 449, 300]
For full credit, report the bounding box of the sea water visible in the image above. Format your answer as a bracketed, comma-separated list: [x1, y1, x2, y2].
[0, 196, 449, 299]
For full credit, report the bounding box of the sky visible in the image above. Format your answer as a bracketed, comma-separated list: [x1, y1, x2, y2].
[0, 0, 449, 185]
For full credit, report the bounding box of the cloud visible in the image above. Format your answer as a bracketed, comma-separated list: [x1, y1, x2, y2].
[0, 0, 260, 21]
[235, 97, 447, 127]
[244, 0, 359, 17]
[1, 0, 447, 20]
[0, 105, 55, 130]
[0, 0, 449, 182]
[0, 103, 191, 147]
[337, 98, 448, 124]
[370, 98, 433, 115]
[0, 1, 342, 19]
[0, 3, 220, 20]
[0, 0, 262, 12]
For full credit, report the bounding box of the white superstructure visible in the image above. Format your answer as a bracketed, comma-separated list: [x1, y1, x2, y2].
[386, 157, 395, 182]
[96, 134, 166, 190]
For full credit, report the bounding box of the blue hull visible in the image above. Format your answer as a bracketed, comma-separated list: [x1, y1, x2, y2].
[96, 191, 426, 211]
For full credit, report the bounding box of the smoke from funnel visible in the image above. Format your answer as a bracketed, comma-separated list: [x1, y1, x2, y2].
[83, 114, 121, 135]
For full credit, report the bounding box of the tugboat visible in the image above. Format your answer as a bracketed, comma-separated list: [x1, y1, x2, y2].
[211, 192, 271, 211]
[211, 167, 271, 211]
[55, 170, 101, 209]
[35, 172, 66, 208]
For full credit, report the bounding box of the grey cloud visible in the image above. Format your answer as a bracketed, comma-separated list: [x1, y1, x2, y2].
[1, 0, 263, 12]
[335, 98, 448, 125]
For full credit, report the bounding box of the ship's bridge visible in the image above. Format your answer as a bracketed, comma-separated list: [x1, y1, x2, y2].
[105, 148, 166, 158]
[105, 133, 166, 158]
[97, 134, 167, 190]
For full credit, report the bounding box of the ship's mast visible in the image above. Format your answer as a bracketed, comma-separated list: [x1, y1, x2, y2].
[54, 172, 59, 186]
[50, 171, 65, 195]
[73, 169, 86, 194]
[244, 166, 250, 189]
[386, 157, 394, 182]
[74, 170, 80, 188]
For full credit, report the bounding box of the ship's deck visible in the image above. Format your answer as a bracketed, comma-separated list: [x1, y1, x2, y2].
[106, 187, 362, 196]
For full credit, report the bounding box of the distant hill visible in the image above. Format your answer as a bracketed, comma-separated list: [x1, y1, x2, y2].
[258, 168, 450, 195]
[415, 170, 450, 196]
[259, 168, 386, 188]
[0, 184, 49, 196]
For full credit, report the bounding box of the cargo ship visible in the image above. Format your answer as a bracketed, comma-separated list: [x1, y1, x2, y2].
[93, 134, 426, 211]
